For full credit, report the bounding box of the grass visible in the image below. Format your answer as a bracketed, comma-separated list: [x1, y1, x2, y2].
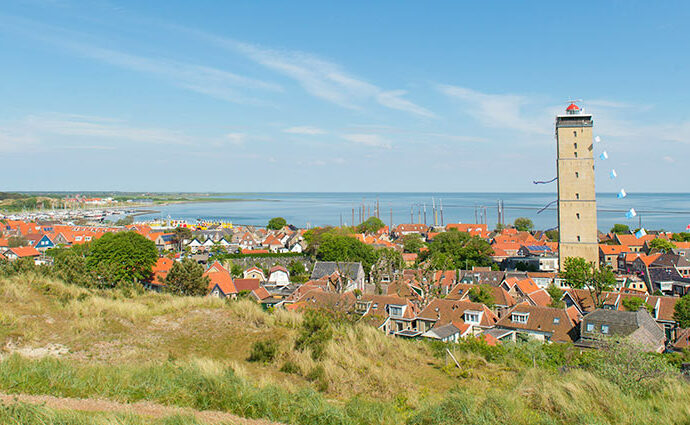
[0, 401, 216, 425]
[2, 273, 690, 424]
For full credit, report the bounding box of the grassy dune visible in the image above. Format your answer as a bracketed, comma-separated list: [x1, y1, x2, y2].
[1, 274, 690, 424]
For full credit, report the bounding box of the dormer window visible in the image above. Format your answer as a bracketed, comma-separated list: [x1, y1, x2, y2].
[511, 312, 529, 324]
[553, 317, 560, 324]
[464, 311, 481, 325]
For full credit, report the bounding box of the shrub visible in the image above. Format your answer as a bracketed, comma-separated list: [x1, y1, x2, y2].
[279, 361, 300, 374]
[295, 310, 333, 360]
[247, 339, 278, 363]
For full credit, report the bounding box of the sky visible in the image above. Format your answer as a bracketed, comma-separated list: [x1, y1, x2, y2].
[1, 1, 689, 192]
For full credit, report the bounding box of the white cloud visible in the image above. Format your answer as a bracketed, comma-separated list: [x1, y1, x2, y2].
[225, 133, 246, 145]
[376, 90, 436, 118]
[283, 126, 326, 135]
[663, 156, 675, 163]
[194, 33, 434, 117]
[22, 114, 191, 145]
[342, 133, 392, 149]
[437, 84, 550, 134]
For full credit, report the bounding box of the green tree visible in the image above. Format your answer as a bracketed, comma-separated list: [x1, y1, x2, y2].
[358, 216, 385, 234]
[171, 226, 193, 251]
[402, 234, 425, 254]
[648, 238, 676, 253]
[288, 260, 308, 283]
[316, 233, 377, 275]
[86, 231, 158, 286]
[371, 248, 403, 287]
[561, 257, 615, 308]
[674, 295, 690, 328]
[610, 224, 630, 234]
[164, 259, 209, 296]
[513, 217, 534, 232]
[426, 231, 493, 269]
[267, 217, 287, 230]
[545, 229, 559, 242]
[671, 232, 690, 242]
[230, 262, 244, 278]
[468, 286, 494, 308]
[48, 244, 98, 288]
[546, 284, 564, 308]
[621, 297, 653, 313]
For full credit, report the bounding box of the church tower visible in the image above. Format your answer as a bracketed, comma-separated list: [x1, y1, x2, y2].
[556, 102, 598, 267]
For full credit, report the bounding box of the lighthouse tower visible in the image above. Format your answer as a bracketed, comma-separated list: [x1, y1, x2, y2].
[556, 102, 598, 268]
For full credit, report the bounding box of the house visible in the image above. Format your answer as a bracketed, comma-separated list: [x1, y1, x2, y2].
[495, 304, 578, 343]
[311, 261, 365, 291]
[613, 233, 656, 252]
[599, 244, 630, 271]
[267, 265, 290, 286]
[445, 223, 489, 238]
[262, 234, 284, 252]
[646, 267, 690, 296]
[243, 266, 266, 282]
[421, 322, 472, 343]
[154, 233, 175, 251]
[416, 299, 498, 335]
[4, 246, 41, 262]
[576, 308, 665, 353]
[32, 234, 55, 252]
[205, 262, 237, 298]
[186, 238, 203, 253]
[393, 223, 429, 237]
[458, 270, 506, 286]
[233, 278, 262, 294]
[402, 253, 418, 267]
[148, 257, 174, 290]
[672, 328, 690, 352]
[354, 294, 418, 336]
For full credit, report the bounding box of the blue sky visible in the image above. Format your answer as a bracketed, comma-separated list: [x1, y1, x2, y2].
[1, 1, 689, 192]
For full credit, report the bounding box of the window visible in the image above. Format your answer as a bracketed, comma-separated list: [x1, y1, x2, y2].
[553, 317, 560, 324]
[576, 193, 580, 199]
[389, 306, 403, 317]
[511, 313, 529, 324]
[574, 151, 578, 158]
[573, 131, 577, 137]
[372, 303, 378, 309]
[575, 172, 579, 178]
[574, 142, 578, 148]
[576, 213, 580, 219]
[601, 325, 609, 334]
[577, 236, 581, 242]
[586, 323, 594, 332]
[464, 311, 481, 324]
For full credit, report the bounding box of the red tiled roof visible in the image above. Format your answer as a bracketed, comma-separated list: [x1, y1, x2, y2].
[9, 246, 40, 257]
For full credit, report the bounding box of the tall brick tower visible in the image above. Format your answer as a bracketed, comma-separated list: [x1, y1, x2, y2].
[556, 102, 598, 267]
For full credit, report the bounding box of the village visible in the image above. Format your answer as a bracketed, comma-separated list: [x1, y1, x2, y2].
[2, 211, 690, 355]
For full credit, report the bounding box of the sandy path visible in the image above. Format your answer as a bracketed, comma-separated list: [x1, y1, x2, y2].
[0, 392, 282, 425]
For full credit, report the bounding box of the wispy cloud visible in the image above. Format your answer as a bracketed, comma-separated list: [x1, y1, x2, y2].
[0, 16, 282, 105]
[224, 133, 247, 146]
[437, 84, 550, 134]
[376, 90, 435, 118]
[283, 126, 326, 135]
[23, 113, 192, 145]
[188, 32, 434, 117]
[342, 133, 392, 149]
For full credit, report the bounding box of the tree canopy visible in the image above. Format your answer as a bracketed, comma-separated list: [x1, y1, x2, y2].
[267, 217, 287, 230]
[164, 259, 209, 296]
[561, 257, 615, 308]
[621, 297, 653, 313]
[468, 286, 494, 308]
[316, 233, 377, 274]
[86, 231, 158, 286]
[402, 234, 425, 254]
[425, 230, 493, 269]
[674, 295, 690, 328]
[358, 216, 385, 234]
[648, 238, 676, 253]
[610, 224, 630, 234]
[513, 217, 534, 232]
[671, 232, 690, 242]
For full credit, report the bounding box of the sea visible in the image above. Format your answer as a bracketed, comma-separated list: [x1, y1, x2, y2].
[129, 193, 690, 233]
